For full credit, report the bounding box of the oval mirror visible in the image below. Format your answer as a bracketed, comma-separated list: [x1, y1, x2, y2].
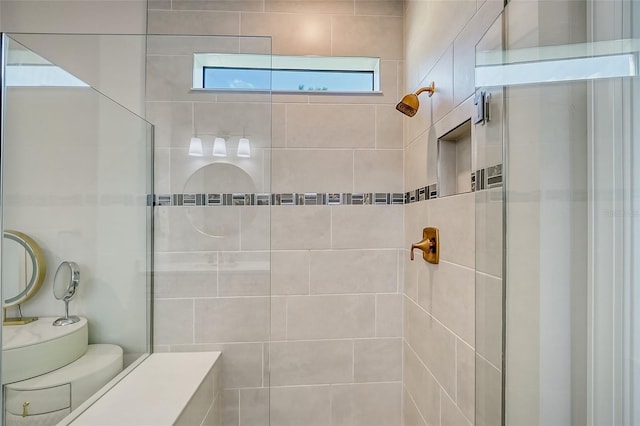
[52, 261, 80, 326]
[53, 261, 79, 302]
[2, 230, 46, 307]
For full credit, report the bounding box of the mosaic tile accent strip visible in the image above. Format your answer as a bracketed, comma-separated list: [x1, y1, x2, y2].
[152, 165, 502, 206]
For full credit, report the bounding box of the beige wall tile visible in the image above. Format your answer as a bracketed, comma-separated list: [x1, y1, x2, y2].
[405, 200, 429, 249]
[403, 342, 440, 426]
[154, 206, 240, 252]
[403, 255, 419, 302]
[270, 386, 331, 426]
[376, 105, 403, 149]
[417, 260, 475, 345]
[222, 389, 239, 426]
[475, 188, 503, 277]
[271, 206, 331, 250]
[147, 34, 241, 56]
[173, 0, 263, 11]
[354, 149, 403, 193]
[441, 392, 473, 426]
[147, 10, 240, 35]
[404, 0, 475, 89]
[425, 46, 455, 125]
[286, 104, 375, 149]
[272, 103, 286, 148]
[266, 0, 354, 15]
[332, 205, 403, 249]
[155, 148, 171, 193]
[331, 383, 402, 426]
[271, 149, 354, 192]
[218, 251, 270, 296]
[270, 340, 353, 386]
[271, 297, 287, 340]
[194, 297, 270, 342]
[286, 295, 375, 339]
[452, 0, 503, 106]
[456, 339, 475, 422]
[476, 355, 502, 426]
[241, 13, 331, 56]
[154, 251, 218, 299]
[271, 251, 310, 295]
[240, 206, 271, 250]
[331, 15, 403, 60]
[404, 298, 456, 395]
[403, 388, 427, 426]
[476, 273, 502, 368]
[355, 0, 403, 16]
[146, 55, 196, 102]
[154, 299, 194, 345]
[404, 134, 428, 190]
[239, 388, 269, 426]
[169, 342, 264, 388]
[428, 192, 475, 267]
[146, 101, 192, 149]
[376, 293, 402, 337]
[310, 249, 398, 294]
[354, 338, 402, 382]
[194, 102, 271, 148]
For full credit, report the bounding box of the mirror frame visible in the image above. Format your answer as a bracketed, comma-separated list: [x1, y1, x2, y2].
[3, 230, 47, 307]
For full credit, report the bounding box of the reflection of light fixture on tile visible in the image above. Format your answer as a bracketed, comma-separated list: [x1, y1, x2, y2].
[237, 137, 251, 158]
[212, 137, 227, 157]
[188, 137, 203, 157]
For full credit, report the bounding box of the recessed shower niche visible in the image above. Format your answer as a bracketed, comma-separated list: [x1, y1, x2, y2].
[437, 119, 472, 197]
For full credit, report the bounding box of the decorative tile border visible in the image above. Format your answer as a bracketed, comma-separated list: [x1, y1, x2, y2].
[152, 164, 502, 207]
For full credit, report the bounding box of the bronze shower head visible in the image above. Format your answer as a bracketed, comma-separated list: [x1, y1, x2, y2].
[395, 82, 435, 117]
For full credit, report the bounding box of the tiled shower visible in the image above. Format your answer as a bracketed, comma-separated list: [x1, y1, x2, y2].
[2, 0, 637, 424]
[146, 0, 503, 425]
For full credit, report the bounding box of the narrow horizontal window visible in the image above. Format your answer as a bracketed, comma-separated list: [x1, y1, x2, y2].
[193, 54, 380, 93]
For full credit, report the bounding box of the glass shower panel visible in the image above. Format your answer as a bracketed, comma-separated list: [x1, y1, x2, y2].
[477, 0, 639, 424]
[474, 10, 505, 426]
[1, 33, 153, 420]
[146, 35, 272, 426]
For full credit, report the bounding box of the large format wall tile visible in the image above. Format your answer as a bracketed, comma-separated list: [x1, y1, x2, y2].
[270, 386, 331, 426]
[271, 251, 310, 295]
[331, 383, 402, 426]
[148, 10, 241, 35]
[403, 388, 428, 426]
[427, 192, 475, 267]
[404, 297, 457, 395]
[354, 149, 403, 193]
[286, 104, 375, 149]
[354, 338, 402, 382]
[271, 149, 354, 193]
[331, 15, 403, 60]
[442, 393, 473, 426]
[240, 13, 332, 56]
[194, 297, 270, 343]
[456, 339, 476, 422]
[218, 251, 270, 297]
[332, 205, 403, 249]
[265, 0, 354, 15]
[154, 251, 218, 299]
[403, 342, 440, 426]
[286, 295, 375, 339]
[270, 340, 353, 386]
[376, 293, 403, 337]
[476, 272, 503, 369]
[417, 260, 475, 345]
[271, 206, 331, 250]
[154, 299, 194, 345]
[239, 388, 270, 426]
[309, 249, 398, 294]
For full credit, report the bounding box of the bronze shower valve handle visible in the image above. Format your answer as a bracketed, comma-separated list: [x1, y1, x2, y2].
[410, 227, 440, 264]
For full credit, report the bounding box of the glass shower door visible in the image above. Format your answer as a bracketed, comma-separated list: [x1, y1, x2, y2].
[476, 1, 639, 424]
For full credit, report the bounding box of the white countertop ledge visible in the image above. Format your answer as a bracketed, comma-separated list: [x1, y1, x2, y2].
[69, 352, 221, 426]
